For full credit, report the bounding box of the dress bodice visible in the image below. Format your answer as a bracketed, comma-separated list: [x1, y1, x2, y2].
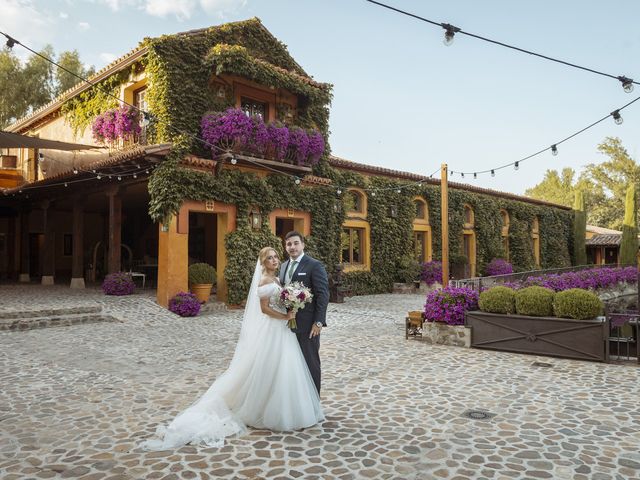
[257, 282, 285, 313]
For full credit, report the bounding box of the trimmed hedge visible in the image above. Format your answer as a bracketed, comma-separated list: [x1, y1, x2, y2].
[515, 286, 555, 317]
[553, 288, 603, 320]
[479, 286, 516, 314]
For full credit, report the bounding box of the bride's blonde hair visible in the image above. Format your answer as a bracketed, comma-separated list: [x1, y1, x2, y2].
[259, 247, 279, 273]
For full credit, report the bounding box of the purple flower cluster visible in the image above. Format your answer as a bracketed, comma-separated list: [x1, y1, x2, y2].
[169, 292, 201, 317]
[92, 106, 141, 144]
[485, 258, 513, 276]
[420, 261, 443, 286]
[102, 272, 135, 296]
[496, 266, 638, 292]
[424, 286, 479, 326]
[200, 108, 324, 166]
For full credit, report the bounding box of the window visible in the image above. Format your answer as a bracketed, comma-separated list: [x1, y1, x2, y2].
[344, 188, 367, 217]
[464, 204, 474, 227]
[462, 204, 476, 277]
[412, 196, 431, 262]
[532, 216, 540, 267]
[341, 227, 365, 264]
[500, 209, 510, 260]
[1, 155, 17, 168]
[241, 97, 268, 120]
[134, 86, 147, 113]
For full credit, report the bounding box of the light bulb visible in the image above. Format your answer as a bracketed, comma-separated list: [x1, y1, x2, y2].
[514, 162, 519, 170]
[336, 189, 342, 195]
[64, 183, 68, 187]
[371, 191, 376, 197]
[551, 145, 558, 156]
[491, 170, 495, 177]
[97, 174, 102, 180]
[443, 31, 455, 46]
[73, 168, 78, 174]
[145, 170, 149, 174]
[230, 157, 237, 165]
[133, 173, 137, 179]
[473, 173, 477, 179]
[396, 189, 401, 194]
[619, 76, 634, 93]
[461, 173, 465, 178]
[294, 178, 301, 185]
[612, 110, 623, 125]
[117, 176, 122, 181]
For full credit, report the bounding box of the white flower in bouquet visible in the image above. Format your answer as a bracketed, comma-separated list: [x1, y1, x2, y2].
[280, 281, 313, 328]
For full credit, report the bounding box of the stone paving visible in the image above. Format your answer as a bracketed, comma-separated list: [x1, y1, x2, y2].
[1, 284, 639, 480]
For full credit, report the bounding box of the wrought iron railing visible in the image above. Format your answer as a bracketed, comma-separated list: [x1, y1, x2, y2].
[607, 310, 639, 363]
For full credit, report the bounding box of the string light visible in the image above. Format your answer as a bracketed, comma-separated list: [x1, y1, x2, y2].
[73, 168, 78, 174]
[619, 76, 634, 93]
[612, 109, 623, 125]
[294, 177, 301, 185]
[371, 191, 376, 197]
[5, 36, 15, 49]
[491, 170, 495, 177]
[514, 161, 519, 170]
[230, 156, 237, 165]
[473, 173, 477, 179]
[64, 182, 68, 187]
[336, 188, 342, 194]
[442, 23, 460, 46]
[551, 144, 558, 156]
[97, 174, 102, 179]
[133, 173, 137, 179]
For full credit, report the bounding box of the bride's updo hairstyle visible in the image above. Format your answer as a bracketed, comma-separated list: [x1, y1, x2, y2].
[259, 247, 278, 273]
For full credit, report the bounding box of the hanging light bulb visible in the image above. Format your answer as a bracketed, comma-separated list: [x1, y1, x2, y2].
[612, 110, 623, 125]
[396, 189, 401, 194]
[117, 176, 122, 181]
[473, 173, 477, 179]
[145, 170, 149, 174]
[514, 161, 519, 170]
[133, 173, 137, 179]
[73, 168, 78, 174]
[92, 169, 96, 173]
[491, 170, 495, 177]
[551, 144, 558, 156]
[618, 76, 634, 93]
[97, 174, 102, 180]
[371, 191, 376, 197]
[294, 177, 301, 185]
[64, 182, 68, 187]
[336, 188, 342, 195]
[230, 156, 237, 165]
[5, 36, 16, 49]
[461, 173, 465, 178]
[442, 23, 460, 46]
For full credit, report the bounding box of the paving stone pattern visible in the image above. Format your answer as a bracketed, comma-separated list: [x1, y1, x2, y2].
[1, 285, 639, 479]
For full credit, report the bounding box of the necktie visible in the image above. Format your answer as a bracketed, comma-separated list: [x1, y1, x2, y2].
[286, 260, 298, 284]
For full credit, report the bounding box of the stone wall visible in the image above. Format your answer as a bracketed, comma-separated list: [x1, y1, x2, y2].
[422, 322, 470, 347]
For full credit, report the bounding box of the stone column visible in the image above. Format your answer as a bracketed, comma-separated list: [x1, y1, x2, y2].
[18, 206, 30, 282]
[70, 199, 85, 289]
[106, 186, 122, 274]
[41, 200, 55, 285]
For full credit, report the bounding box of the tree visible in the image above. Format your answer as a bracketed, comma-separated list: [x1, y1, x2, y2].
[55, 50, 95, 96]
[573, 190, 587, 265]
[619, 184, 638, 265]
[0, 45, 94, 128]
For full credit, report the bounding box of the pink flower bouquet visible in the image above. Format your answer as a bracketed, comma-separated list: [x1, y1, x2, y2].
[280, 281, 313, 329]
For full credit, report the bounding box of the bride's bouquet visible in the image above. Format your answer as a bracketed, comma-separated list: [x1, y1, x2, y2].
[280, 281, 313, 329]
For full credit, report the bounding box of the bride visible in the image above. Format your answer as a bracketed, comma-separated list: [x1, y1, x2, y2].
[142, 247, 324, 450]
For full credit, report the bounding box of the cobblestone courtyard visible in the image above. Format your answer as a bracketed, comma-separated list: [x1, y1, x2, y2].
[1, 285, 639, 480]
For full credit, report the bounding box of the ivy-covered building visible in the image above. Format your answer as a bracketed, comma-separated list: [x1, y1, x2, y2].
[0, 18, 574, 306]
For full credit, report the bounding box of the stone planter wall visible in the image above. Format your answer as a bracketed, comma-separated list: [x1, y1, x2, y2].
[422, 322, 470, 347]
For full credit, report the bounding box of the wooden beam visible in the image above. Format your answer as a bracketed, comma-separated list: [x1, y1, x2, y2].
[441, 164, 449, 286]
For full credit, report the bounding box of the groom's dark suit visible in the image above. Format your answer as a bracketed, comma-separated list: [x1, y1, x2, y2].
[280, 254, 328, 394]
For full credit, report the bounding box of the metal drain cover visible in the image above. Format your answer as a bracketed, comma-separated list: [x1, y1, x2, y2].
[462, 409, 496, 420]
[531, 361, 553, 368]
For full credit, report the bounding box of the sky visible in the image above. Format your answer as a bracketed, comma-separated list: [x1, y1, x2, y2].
[2, 0, 640, 195]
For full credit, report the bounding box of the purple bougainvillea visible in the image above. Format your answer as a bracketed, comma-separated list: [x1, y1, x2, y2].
[485, 258, 513, 276]
[92, 106, 140, 144]
[102, 272, 135, 296]
[494, 266, 637, 292]
[168, 292, 201, 317]
[200, 108, 324, 166]
[420, 261, 443, 286]
[424, 286, 479, 326]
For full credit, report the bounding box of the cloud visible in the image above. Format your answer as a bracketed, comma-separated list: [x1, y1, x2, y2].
[99, 52, 117, 65]
[77, 21, 91, 31]
[199, 0, 246, 17]
[0, 0, 55, 60]
[98, 0, 139, 12]
[144, 0, 196, 20]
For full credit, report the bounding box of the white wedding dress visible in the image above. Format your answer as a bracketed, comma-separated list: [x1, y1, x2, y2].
[142, 261, 324, 450]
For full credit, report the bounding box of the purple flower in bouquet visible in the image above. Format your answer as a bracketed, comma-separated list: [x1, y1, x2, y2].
[102, 272, 135, 296]
[306, 130, 325, 165]
[279, 281, 313, 329]
[287, 126, 310, 165]
[266, 122, 289, 160]
[423, 286, 478, 326]
[485, 258, 513, 276]
[169, 292, 201, 317]
[201, 108, 253, 152]
[420, 261, 442, 286]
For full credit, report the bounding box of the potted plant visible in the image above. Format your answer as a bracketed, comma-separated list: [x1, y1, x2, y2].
[188, 263, 217, 303]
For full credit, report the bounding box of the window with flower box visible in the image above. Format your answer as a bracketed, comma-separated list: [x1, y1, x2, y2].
[412, 196, 431, 262]
[341, 187, 370, 271]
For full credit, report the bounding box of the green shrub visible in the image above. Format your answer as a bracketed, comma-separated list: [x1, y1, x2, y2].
[515, 286, 555, 317]
[553, 288, 603, 320]
[479, 286, 516, 314]
[188, 263, 217, 285]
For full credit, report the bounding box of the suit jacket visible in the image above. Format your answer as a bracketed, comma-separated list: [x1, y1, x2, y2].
[279, 254, 329, 334]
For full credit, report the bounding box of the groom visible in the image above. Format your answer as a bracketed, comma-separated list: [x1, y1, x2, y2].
[280, 231, 329, 394]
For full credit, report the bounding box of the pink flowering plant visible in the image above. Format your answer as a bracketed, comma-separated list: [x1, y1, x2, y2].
[200, 108, 324, 165]
[497, 266, 638, 292]
[169, 292, 201, 317]
[102, 272, 135, 296]
[424, 286, 479, 326]
[420, 261, 443, 286]
[279, 281, 313, 329]
[92, 106, 140, 144]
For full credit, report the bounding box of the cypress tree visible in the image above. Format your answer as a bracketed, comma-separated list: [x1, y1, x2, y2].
[573, 190, 587, 265]
[619, 184, 638, 265]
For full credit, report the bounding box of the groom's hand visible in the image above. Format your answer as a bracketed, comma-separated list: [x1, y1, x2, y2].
[309, 323, 322, 339]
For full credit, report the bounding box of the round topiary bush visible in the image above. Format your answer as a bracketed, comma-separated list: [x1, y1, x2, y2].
[479, 286, 516, 314]
[188, 263, 217, 285]
[553, 288, 603, 320]
[515, 286, 555, 317]
[102, 272, 135, 296]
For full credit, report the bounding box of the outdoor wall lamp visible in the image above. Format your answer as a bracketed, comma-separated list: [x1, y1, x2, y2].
[249, 209, 262, 230]
[389, 205, 398, 218]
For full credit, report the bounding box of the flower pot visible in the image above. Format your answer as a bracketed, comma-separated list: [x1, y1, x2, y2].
[190, 284, 213, 304]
